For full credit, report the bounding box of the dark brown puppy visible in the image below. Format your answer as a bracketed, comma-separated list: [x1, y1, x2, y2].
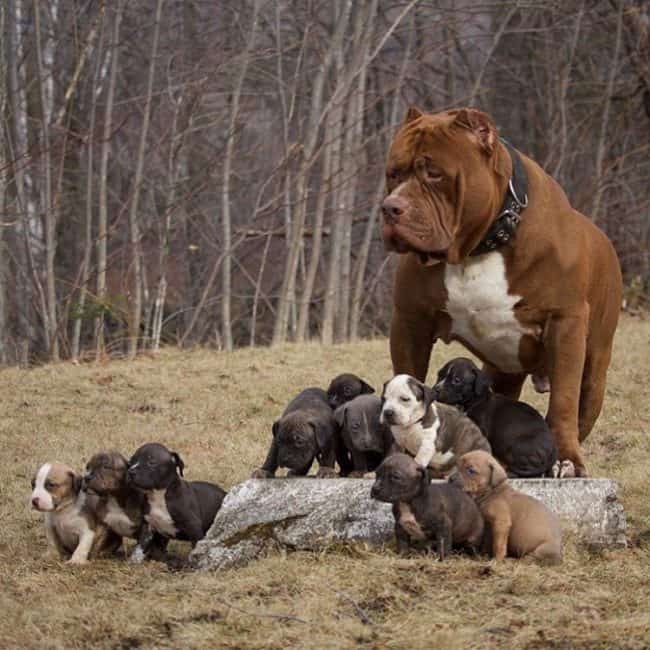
[371, 453, 484, 559]
[433, 358, 559, 477]
[252, 388, 340, 478]
[327, 373, 374, 409]
[83, 451, 146, 540]
[456, 450, 562, 563]
[334, 395, 393, 477]
[383, 107, 622, 476]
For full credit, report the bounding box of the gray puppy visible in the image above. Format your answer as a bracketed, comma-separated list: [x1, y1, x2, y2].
[334, 394, 393, 477]
[371, 453, 484, 559]
[252, 388, 340, 478]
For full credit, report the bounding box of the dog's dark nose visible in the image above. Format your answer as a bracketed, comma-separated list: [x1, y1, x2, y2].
[31, 497, 40, 509]
[382, 408, 394, 422]
[382, 196, 408, 224]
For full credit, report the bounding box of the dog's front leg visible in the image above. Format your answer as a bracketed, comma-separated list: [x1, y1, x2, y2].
[490, 518, 512, 561]
[348, 449, 369, 478]
[252, 438, 280, 478]
[544, 310, 588, 476]
[68, 528, 95, 565]
[389, 307, 436, 381]
[45, 521, 68, 559]
[315, 441, 338, 478]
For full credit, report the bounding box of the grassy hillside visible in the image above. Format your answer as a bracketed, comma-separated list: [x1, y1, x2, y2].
[1, 315, 649, 649]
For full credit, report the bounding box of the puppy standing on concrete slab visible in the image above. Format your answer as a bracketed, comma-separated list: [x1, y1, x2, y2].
[371, 453, 484, 559]
[456, 450, 562, 563]
[433, 358, 561, 477]
[327, 373, 375, 409]
[334, 394, 393, 477]
[31, 462, 121, 564]
[127, 443, 226, 561]
[252, 388, 340, 478]
[380, 374, 491, 475]
[83, 451, 145, 541]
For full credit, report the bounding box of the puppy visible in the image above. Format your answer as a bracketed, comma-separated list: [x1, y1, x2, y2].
[127, 443, 226, 560]
[380, 374, 491, 475]
[327, 373, 374, 409]
[456, 450, 562, 563]
[252, 388, 340, 478]
[371, 453, 484, 559]
[434, 358, 560, 477]
[31, 462, 121, 564]
[334, 395, 393, 477]
[83, 451, 145, 540]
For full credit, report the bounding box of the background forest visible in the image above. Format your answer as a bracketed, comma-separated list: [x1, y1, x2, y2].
[0, 0, 648, 364]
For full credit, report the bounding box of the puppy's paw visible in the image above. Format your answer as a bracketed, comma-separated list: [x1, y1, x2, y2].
[67, 557, 89, 566]
[348, 470, 366, 479]
[399, 514, 426, 541]
[129, 546, 146, 564]
[251, 468, 274, 479]
[551, 460, 577, 479]
[315, 466, 338, 479]
[363, 471, 376, 479]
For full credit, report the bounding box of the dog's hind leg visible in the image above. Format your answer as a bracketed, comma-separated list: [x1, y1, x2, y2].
[531, 540, 562, 565]
[578, 346, 613, 443]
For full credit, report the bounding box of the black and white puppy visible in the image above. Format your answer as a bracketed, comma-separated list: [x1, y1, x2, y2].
[334, 394, 394, 477]
[83, 451, 145, 541]
[433, 358, 563, 477]
[326, 373, 374, 409]
[126, 443, 226, 561]
[380, 374, 490, 475]
[252, 388, 340, 478]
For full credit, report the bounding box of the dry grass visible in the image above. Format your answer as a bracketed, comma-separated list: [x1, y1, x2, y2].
[1, 315, 649, 649]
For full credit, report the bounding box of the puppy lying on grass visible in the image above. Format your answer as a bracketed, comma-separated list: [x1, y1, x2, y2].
[371, 453, 484, 560]
[31, 461, 121, 564]
[433, 358, 560, 477]
[252, 388, 340, 478]
[456, 450, 563, 563]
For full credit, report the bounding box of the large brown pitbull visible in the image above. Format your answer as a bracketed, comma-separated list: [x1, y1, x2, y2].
[382, 107, 622, 476]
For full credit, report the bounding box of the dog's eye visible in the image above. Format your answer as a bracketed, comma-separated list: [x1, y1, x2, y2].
[45, 480, 55, 489]
[452, 377, 462, 386]
[466, 467, 477, 476]
[399, 396, 410, 403]
[30, 479, 35, 489]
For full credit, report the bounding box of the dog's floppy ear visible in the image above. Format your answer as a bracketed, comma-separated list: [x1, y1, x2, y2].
[451, 108, 497, 156]
[334, 405, 347, 428]
[437, 361, 452, 381]
[473, 369, 492, 397]
[488, 458, 507, 487]
[69, 471, 82, 494]
[171, 452, 185, 477]
[271, 421, 279, 438]
[422, 384, 437, 410]
[310, 419, 334, 452]
[359, 379, 374, 395]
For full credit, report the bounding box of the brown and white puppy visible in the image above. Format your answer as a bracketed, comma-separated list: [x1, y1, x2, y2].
[433, 358, 561, 477]
[83, 451, 145, 540]
[456, 450, 562, 563]
[252, 388, 340, 478]
[371, 453, 484, 559]
[31, 462, 121, 564]
[383, 107, 622, 477]
[327, 373, 375, 409]
[380, 374, 491, 475]
[334, 394, 393, 477]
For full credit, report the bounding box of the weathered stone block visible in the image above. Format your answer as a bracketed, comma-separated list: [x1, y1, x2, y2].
[189, 478, 627, 570]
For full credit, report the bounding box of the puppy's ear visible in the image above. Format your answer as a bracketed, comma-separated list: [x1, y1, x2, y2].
[359, 379, 374, 395]
[488, 459, 507, 487]
[437, 361, 452, 381]
[381, 381, 388, 400]
[69, 471, 82, 494]
[171, 452, 185, 477]
[271, 421, 279, 438]
[474, 369, 492, 397]
[422, 384, 437, 410]
[334, 405, 347, 428]
[311, 420, 333, 452]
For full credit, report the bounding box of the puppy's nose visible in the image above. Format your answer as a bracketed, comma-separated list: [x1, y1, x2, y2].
[382, 408, 394, 422]
[31, 497, 40, 509]
[382, 196, 408, 224]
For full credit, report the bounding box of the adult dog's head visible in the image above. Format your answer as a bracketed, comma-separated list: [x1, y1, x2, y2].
[433, 357, 491, 408]
[382, 107, 511, 264]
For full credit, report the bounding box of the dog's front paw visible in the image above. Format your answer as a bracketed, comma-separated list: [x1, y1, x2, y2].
[251, 468, 274, 479]
[129, 545, 146, 564]
[315, 466, 338, 479]
[363, 471, 376, 479]
[348, 470, 366, 479]
[551, 459, 577, 479]
[399, 514, 426, 541]
[67, 557, 89, 566]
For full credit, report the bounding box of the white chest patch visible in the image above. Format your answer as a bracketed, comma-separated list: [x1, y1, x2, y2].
[145, 490, 177, 537]
[444, 252, 528, 372]
[104, 497, 138, 538]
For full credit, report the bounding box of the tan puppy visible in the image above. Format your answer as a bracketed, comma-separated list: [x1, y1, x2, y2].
[456, 450, 562, 563]
[31, 462, 121, 564]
